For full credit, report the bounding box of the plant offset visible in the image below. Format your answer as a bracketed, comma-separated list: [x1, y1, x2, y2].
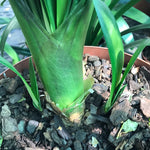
[0, 0, 150, 123]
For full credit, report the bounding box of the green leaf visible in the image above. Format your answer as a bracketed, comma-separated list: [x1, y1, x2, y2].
[113, 38, 150, 104]
[9, 0, 94, 114]
[11, 46, 31, 56]
[0, 135, 3, 148]
[121, 22, 150, 36]
[124, 7, 150, 24]
[124, 39, 147, 50]
[83, 77, 94, 94]
[93, 0, 124, 112]
[117, 17, 134, 44]
[0, 56, 42, 111]
[40, 0, 51, 33]
[108, 0, 120, 9]
[111, 39, 150, 110]
[0, 17, 10, 24]
[114, 0, 140, 19]
[56, 0, 68, 27]
[0, 17, 19, 56]
[119, 38, 150, 88]
[44, 0, 56, 32]
[0, 0, 6, 6]
[2, 41, 20, 64]
[29, 57, 41, 109]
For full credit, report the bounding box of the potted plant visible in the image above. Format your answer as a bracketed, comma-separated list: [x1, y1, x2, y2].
[0, 0, 149, 121]
[0, 0, 150, 149]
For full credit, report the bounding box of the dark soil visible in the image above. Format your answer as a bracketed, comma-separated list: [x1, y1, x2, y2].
[0, 55, 150, 150]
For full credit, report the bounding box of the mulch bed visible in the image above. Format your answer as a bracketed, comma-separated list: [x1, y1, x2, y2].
[0, 54, 150, 150]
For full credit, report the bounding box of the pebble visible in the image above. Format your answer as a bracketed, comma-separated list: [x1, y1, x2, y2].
[75, 129, 87, 142]
[3, 78, 18, 93]
[18, 120, 26, 133]
[51, 130, 63, 146]
[143, 129, 150, 138]
[2, 117, 18, 132]
[93, 60, 101, 67]
[91, 136, 99, 148]
[93, 83, 108, 94]
[1, 104, 11, 117]
[88, 56, 99, 62]
[2, 117, 18, 139]
[53, 147, 60, 150]
[0, 86, 6, 97]
[65, 147, 72, 150]
[27, 120, 39, 134]
[8, 93, 23, 104]
[90, 104, 97, 114]
[43, 128, 51, 142]
[129, 80, 142, 91]
[74, 140, 82, 150]
[140, 97, 150, 118]
[110, 99, 131, 126]
[84, 114, 96, 125]
[42, 109, 52, 118]
[25, 148, 45, 150]
[131, 66, 139, 75]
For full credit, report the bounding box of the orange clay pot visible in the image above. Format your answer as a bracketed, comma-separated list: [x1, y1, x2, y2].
[0, 46, 150, 79]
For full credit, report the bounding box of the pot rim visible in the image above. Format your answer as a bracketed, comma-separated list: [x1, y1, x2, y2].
[0, 46, 150, 79]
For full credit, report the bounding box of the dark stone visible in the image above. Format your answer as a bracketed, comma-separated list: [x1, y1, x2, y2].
[75, 129, 87, 142]
[51, 130, 63, 146]
[0, 86, 6, 97]
[26, 120, 39, 134]
[74, 140, 82, 150]
[93, 83, 108, 94]
[140, 66, 150, 81]
[110, 99, 131, 126]
[18, 120, 26, 133]
[129, 80, 142, 91]
[8, 93, 23, 104]
[3, 78, 19, 93]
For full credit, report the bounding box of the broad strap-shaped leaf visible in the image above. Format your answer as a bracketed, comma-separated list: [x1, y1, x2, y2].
[124, 7, 150, 24]
[0, 17, 10, 25]
[11, 46, 30, 56]
[114, 0, 140, 19]
[124, 39, 147, 50]
[117, 17, 134, 44]
[9, 0, 94, 114]
[121, 22, 150, 36]
[93, 0, 124, 112]
[0, 17, 19, 56]
[56, 0, 68, 27]
[43, 0, 56, 32]
[0, 56, 42, 111]
[0, 39, 20, 64]
[119, 38, 150, 88]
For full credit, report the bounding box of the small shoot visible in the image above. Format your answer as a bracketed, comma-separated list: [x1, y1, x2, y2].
[0, 56, 42, 111]
[29, 57, 41, 110]
[93, 0, 150, 112]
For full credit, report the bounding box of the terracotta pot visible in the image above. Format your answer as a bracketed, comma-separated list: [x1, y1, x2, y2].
[0, 46, 150, 79]
[134, 0, 150, 16]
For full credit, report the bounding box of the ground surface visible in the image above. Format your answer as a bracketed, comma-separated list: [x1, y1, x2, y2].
[0, 55, 150, 150]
